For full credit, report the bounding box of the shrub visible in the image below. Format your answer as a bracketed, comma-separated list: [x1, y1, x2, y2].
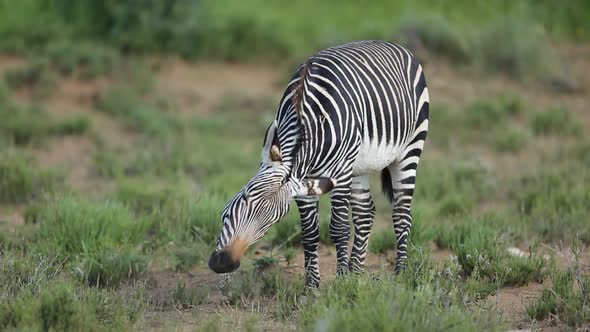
[300, 273, 506, 332]
[35, 195, 151, 285]
[493, 126, 529, 153]
[0, 150, 59, 203]
[4, 57, 58, 98]
[527, 242, 590, 327]
[514, 161, 590, 243]
[173, 243, 209, 272]
[435, 220, 547, 286]
[530, 106, 582, 136]
[369, 230, 395, 254]
[0, 100, 90, 145]
[471, 16, 553, 79]
[45, 40, 119, 79]
[78, 250, 148, 287]
[96, 84, 179, 137]
[170, 280, 208, 309]
[395, 14, 469, 61]
[156, 194, 226, 247]
[0, 276, 146, 331]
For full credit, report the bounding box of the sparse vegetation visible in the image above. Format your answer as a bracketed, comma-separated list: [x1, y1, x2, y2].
[530, 106, 582, 136]
[527, 242, 590, 328]
[0, 150, 59, 203]
[34, 195, 151, 286]
[1, 1, 589, 329]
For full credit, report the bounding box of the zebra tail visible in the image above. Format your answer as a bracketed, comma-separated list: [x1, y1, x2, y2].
[381, 167, 395, 203]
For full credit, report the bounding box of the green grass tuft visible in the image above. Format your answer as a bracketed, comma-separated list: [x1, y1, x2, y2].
[34, 195, 151, 285]
[530, 106, 582, 136]
[0, 150, 59, 203]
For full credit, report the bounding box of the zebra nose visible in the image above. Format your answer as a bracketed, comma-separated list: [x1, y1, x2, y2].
[208, 250, 240, 274]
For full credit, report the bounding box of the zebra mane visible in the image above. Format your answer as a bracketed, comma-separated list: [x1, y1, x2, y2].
[292, 58, 312, 118]
[285, 58, 313, 177]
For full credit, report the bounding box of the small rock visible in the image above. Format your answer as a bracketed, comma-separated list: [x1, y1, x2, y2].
[507, 247, 528, 257]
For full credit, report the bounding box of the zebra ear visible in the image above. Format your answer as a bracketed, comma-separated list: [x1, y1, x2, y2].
[269, 130, 281, 162]
[262, 121, 282, 165]
[300, 178, 336, 195]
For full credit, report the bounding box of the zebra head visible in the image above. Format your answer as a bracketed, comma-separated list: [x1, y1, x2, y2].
[208, 121, 336, 274]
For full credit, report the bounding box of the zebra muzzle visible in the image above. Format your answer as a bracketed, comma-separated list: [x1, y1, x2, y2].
[208, 238, 248, 274]
[208, 250, 240, 274]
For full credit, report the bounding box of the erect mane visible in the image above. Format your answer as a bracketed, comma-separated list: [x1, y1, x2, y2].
[286, 59, 313, 173]
[292, 58, 312, 118]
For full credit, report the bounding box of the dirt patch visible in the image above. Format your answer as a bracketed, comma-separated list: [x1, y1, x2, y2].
[488, 282, 546, 329]
[0, 55, 25, 74]
[156, 60, 284, 114]
[34, 135, 101, 193]
[141, 269, 293, 331]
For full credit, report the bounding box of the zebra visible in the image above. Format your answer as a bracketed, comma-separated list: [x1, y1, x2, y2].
[208, 40, 429, 287]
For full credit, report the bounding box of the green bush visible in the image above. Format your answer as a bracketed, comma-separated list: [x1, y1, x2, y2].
[170, 280, 208, 309]
[471, 16, 553, 79]
[300, 273, 505, 332]
[395, 14, 469, 61]
[369, 230, 395, 254]
[514, 162, 590, 243]
[0, 99, 90, 146]
[527, 243, 590, 327]
[0, 279, 146, 331]
[530, 106, 582, 136]
[4, 57, 58, 98]
[0, 151, 59, 203]
[155, 194, 226, 247]
[435, 220, 547, 286]
[34, 195, 151, 285]
[79, 250, 148, 287]
[174, 245, 208, 272]
[115, 177, 193, 213]
[96, 84, 179, 137]
[415, 157, 495, 216]
[45, 40, 119, 79]
[493, 126, 529, 153]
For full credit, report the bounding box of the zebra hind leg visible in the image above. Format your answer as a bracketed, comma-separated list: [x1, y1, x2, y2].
[295, 196, 321, 287]
[382, 158, 420, 273]
[348, 176, 375, 273]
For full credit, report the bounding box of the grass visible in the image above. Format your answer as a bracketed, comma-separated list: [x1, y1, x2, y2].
[300, 271, 506, 331]
[33, 194, 152, 286]
[0, 150, 59, 203]
[530, 106, 582, 136]
[493, 126, 530, 153]
[435, 219, 548, 287]
[1, 17, 589, 329]
[96, 83, 179, 138]
[44, 40, 119, 79]
[527, 242, 590, 328]
[0, 1, 586, 78]
[0, 98, 91, 146]
[170, 280, 208, 310]
[513, 158, 590, 243]
[4, 57, 58, 97]
[0, 252, 146, 331]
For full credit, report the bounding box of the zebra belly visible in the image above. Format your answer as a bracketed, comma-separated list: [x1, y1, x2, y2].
[352, 139, 402, 176]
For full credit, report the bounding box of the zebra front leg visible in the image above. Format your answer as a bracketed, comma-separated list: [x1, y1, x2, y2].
[348, 176, 375, 273]
[296, 196, 321, 288]
[329, 177, 352, 276]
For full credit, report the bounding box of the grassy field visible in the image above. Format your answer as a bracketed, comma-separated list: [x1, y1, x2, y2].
[1, 2, 590, 331]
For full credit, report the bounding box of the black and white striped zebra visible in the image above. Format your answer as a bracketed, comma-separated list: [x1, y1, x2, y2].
[209, 40, 429, 287]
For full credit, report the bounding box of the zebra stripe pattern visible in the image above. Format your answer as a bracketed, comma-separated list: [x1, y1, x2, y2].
[209, 40, 429, 288]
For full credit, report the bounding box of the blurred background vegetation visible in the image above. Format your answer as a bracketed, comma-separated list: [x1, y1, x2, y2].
[0, 1, 589, 331]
